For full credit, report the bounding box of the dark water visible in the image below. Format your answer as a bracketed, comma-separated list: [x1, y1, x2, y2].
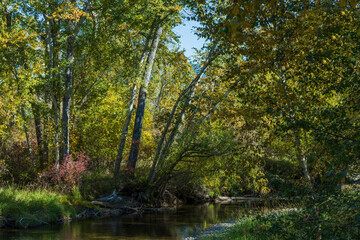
[1, 202, 268, 240]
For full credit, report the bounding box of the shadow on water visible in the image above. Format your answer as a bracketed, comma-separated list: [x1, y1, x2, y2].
[1, 200, 278, 240]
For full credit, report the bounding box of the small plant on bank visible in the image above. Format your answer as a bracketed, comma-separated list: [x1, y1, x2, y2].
[48, 152, 90, 191]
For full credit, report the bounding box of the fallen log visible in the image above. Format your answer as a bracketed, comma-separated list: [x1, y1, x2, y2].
[90, 201, 141, 213]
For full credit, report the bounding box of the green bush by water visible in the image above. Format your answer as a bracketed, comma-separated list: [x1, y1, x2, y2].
[204, 190, 360, 240]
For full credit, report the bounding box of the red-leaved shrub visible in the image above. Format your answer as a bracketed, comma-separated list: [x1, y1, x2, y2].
[48, 152, 90, 190]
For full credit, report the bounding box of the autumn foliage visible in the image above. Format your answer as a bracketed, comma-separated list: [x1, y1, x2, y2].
[48, 153, 90, 190]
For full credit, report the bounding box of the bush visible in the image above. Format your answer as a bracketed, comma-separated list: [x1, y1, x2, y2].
[267, 174, 298, 195]
[79, 172, 117, 200]
[204, 190, 360, 240]
[47, 152, 90, 191]
[1, 141, 37, 184]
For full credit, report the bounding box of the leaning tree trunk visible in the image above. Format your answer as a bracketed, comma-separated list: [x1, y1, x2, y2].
[114, 84, 137, 179]
[148, 44, 218, 182]
[127, 26, 163, 170]
[113, 21, 157, 179]
[154, 64, 261, 183]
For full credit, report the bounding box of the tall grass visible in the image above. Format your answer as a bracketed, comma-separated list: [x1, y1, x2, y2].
[0, 187, 89, 228]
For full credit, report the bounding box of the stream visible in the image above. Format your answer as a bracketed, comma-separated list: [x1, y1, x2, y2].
[1, 201, 272, 240]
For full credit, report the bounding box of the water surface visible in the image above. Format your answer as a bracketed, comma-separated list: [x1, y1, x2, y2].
[1, 201, 267, 240]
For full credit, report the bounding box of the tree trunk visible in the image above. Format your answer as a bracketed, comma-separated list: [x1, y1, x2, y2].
[114, 84, 137, 179]
[113, 20, 157, 179]
[153, 66, 168, 123]
[42, 118, 49, 166]
[148, 44, 218, 182]
[4, 4, 12, 28]
[60, 1, 91, 158]
[61, 22, 75, 158]
[42, 14, 52, 166]
[294, 129, 311, 183]
[128, 85, 147, 169]
[31, 103, 44, 168]
[20, 108, 35, 164]
[155, 65, 261, 182]
[279, 70, 311, 183]
[51, 87, 60, 175]
[51, 21, 61, 171]
[127, 26, 163, 169]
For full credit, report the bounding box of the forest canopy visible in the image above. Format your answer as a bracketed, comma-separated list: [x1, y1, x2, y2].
[0, 0, 359, 198]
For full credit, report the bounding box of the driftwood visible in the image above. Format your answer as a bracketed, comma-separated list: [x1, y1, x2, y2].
[90, 201, 141, 213]
[91, 200, 117, 208]
[96, 190, 122, 203]
[214, 196, 263, 203]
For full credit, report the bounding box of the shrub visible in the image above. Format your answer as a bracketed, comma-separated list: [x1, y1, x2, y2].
[1, 141, 37, 184]
[48, 152, 90, 191]
[79, 172, 117, 200]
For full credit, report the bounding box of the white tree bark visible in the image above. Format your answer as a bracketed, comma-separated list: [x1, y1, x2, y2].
[127, 26, 163, 169]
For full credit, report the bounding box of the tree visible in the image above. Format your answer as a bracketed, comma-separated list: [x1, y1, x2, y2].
[189, 0, 359, 183]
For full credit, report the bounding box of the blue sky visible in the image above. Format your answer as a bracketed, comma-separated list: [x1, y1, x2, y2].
[173, 19, 206, 59]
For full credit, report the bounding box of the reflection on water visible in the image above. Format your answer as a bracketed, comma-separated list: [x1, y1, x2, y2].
[1, 201, 271, 240]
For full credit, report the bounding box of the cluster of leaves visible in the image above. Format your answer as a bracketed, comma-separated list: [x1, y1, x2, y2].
[205, 191, 360, 240]
[47, 152, 90, 191]
[0, 0, 359, 205]
[186, 0, 360, 193]
[0, 141, 37, 184]
[0, 159, 9, 180]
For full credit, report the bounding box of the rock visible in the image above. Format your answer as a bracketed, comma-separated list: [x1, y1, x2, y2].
[185, 219, 238, 239]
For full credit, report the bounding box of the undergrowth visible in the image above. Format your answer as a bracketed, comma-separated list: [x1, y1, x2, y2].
[203, 190, 360, 240]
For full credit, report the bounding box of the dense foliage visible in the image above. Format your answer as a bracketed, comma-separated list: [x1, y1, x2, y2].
[204, 190, 360, 239]
[0, 0, 359, 235]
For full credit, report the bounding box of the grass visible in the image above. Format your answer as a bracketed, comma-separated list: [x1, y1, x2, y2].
[203, 190, 360, 240]
[203, 209, 300, 240]
[0, 186, 92, 228]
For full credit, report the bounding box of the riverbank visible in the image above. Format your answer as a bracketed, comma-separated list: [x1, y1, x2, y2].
[0, 184, 261, 229]
[0, 186, 179, 229]
[184, 208, 299, 240]
[185, 190, 360, 240]
[0, 187, 86, 228]
[0, 187, 139, 229]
